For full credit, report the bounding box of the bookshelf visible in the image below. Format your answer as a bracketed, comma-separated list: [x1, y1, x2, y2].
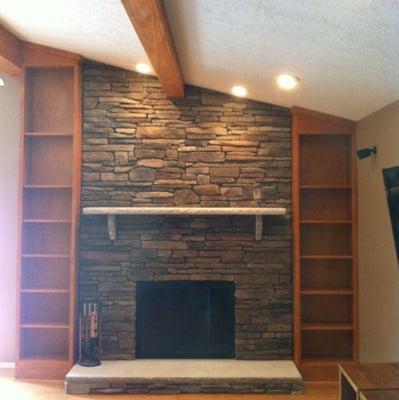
[292, 107, 358, 381]
[15, 44, 81, 380]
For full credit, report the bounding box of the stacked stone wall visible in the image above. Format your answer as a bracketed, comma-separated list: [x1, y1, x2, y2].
[80, 62, 292, 360]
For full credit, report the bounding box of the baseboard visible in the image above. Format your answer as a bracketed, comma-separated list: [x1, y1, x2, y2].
[0, 362, 15, 368]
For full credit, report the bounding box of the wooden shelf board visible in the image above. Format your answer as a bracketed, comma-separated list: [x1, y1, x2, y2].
[19, 356, 69, 362]
[298, 132, 353, 136]
[301, 358, 354, 365]
[301, 289, 354, 296]
[25, 132, 73, 137]
[300, 220, 352, 224]
[20, 323, 69, 329]
[301, 323, 354, 331]
[301, 255, 353, 260]
[24, 185, 72, 189]
[21, 289, 70, 294]
[23, 219, 72, 224]
[21, 254, 71, 259]
[300, 185, 352, 190]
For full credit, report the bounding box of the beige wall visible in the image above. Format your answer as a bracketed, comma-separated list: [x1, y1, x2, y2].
[0, 75, 20, 363]
[357, 100, 399, 362]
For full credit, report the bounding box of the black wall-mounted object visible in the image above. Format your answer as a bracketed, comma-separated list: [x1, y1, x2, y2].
[383, 166, 399, 262]
[357, 146, 377, 159]
[136, 281, 235, 359]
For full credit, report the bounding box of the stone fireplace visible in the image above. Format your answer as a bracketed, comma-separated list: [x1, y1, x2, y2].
[79, 61, 293, 362]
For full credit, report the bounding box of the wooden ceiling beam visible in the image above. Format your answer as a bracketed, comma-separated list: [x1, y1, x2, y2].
[121, 0, 185, 98]
[0, 24, 23, 75]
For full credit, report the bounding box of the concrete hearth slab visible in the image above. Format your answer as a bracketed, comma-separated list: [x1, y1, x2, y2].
[65, 359, 303, 394]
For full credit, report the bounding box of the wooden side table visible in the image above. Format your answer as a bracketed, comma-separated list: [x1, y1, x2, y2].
[339, 363, 399, 400]
[360, 390, 399, 400]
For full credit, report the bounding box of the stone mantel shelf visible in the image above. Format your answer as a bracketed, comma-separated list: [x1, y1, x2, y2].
[82, 207, 287, 241]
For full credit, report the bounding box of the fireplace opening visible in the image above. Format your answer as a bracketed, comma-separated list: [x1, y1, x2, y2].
[136, 281, 235, 359]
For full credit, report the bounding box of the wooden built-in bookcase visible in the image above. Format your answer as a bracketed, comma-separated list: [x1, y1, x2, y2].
[292, 107, 358, 382]
[16, 44, 81, 379]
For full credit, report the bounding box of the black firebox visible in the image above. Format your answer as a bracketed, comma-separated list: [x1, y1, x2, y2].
[136, 281, 235, 359]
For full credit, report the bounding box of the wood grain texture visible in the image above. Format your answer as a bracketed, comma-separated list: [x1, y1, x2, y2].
[121, 0, 184, 98]
[23, 42, 81, 68]
[340, 363, 399, 391]
[360, 390, 399, 400]
[0, 24, 22, 75]
[291, 107, 355, 135]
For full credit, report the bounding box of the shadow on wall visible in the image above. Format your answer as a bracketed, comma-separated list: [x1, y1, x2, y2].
[0, 74, 21, 363]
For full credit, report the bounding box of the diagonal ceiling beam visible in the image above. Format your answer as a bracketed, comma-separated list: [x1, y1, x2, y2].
[0, 24, 22, 75]
[121, 0, 185, 98]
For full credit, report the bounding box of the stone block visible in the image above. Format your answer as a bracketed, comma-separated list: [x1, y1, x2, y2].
[129, 167, 155, 182]
[142, 241, 187, 250]
[178, 152, 225, 163]
[136, 126, 185, 139]
[221, 250, 244, 262]
[210, 166, 240, 177]
[174, 189, 200, 205]
[100, 173, 128, 181]
[193, 184, 220, 195]
[201, 90, 231, 106]
[137, 159, 164, 168]
[136, 191, 173, 198]
[83, 151, 114, 162]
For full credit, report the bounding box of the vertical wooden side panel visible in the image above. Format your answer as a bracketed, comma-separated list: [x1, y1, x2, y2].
[69, 63, 82, 362]
[15, 68, 26, 368]
[292, 113, 302, 367]
[351, 128, 359, 363]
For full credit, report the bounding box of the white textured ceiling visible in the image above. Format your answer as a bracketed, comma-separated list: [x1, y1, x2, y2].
[1, 0, 399, 120]
[0, 0, 150, 71]
[164, 0, 399, 120]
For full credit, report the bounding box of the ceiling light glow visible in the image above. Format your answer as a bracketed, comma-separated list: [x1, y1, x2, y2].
[231, 85, 247, 97]
[277, 74, 300, 90]
[135, 63, 152, 74]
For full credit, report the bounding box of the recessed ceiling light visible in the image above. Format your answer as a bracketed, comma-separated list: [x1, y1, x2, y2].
[231, 85, 247, 97]
[135, 63, 152, 74]
[277, 74, 300, 90]
[0, 78, 4, 87]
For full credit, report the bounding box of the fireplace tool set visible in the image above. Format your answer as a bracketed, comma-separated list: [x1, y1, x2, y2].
[79, 303, 101, 367]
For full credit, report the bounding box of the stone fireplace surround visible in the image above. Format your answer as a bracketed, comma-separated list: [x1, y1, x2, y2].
[77, 62, 298, 392]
